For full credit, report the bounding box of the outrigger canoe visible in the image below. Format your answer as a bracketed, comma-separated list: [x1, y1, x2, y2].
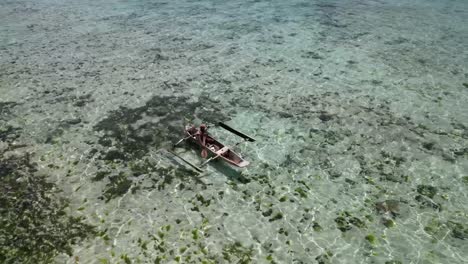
[173, 122, 255, 169]
[185, 125, 250, 168]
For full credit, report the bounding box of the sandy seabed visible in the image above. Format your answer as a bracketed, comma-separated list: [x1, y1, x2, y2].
[1, 0, 468, 263]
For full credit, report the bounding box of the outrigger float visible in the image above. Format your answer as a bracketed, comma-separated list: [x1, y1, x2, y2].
[172, 122, 255, 171]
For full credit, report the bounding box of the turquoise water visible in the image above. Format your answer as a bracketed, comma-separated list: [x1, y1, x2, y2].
[1, 0, 467, 263]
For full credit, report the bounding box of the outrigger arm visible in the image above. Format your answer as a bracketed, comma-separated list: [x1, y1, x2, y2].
[167, 149, 203, 172]
[173, 135, 193, 147]
[218, 122, 256, 142]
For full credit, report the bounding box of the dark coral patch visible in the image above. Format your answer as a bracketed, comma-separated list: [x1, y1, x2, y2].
[0, 101, 17, 119]
[0, 124, 21, 143]
[0, 150, 95, 263]
[94, 95, 227, 160]
[102, 172, 133, 202]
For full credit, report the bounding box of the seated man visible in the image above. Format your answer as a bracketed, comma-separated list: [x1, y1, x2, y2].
[186, 124, 208, 143]
[198, 124, 208, 146]
[187, 124, 216, 158]
[195, 124, 209, 158]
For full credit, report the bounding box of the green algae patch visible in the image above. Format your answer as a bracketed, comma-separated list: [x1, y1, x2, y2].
[315, 250, 334, 264]
[385, 261, 403, 264]
[92, 170, 111, 182]
[447, 220, 468, 240]
[335, 211, 366, 232]
[98, 258, 110, 264]
[462, 176, 468, 185]
[415, 195, 441, 211]
[129, 158, 158, 176]
[294, 187, 308, 198]
[98, 158, 200, 202]
[278, 227, 289, 236]
[269, 212, 284, 222]
[0, 101, 17, 115]
[222, 242, 253, 264]
[120, 254, 132, 264]
[266, 255, 275, 262]
[417, 185, 437, 199]
[0, 150, 95, 263]
[102, 172, 133, 202]
[365, 234, 377, 245]
[262, 208, 273, 217]
[192, 229, 199, 240]
[195, 194, 212, 207]
[107, 217, 260, 264]
[0, 124, 21, 143]
[313, 222, 323, 232]
[383, 218, 396, 228]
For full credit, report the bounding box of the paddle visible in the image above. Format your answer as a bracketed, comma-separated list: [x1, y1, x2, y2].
[200, 146, 229, 167]
[173, 118, 195, 147]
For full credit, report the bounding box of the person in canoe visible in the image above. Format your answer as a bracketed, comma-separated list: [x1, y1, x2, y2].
[198, 124, 208, 158]
[176, 122, 254, 168]
[187, 124, 213, 158]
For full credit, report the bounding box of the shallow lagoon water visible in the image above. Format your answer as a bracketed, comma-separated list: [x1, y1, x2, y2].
[1, 0, 468, 263]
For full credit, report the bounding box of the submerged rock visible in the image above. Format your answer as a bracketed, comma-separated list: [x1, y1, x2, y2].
[62, 118, 82, 125]
[318, 112, 334, 122]
[375, 200, 400, 217]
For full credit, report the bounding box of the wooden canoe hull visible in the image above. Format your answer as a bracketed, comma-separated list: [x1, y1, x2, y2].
[185, 127, 249, 168]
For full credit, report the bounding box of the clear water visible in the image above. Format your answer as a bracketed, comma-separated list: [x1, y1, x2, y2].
[1, 0, 467, 263]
